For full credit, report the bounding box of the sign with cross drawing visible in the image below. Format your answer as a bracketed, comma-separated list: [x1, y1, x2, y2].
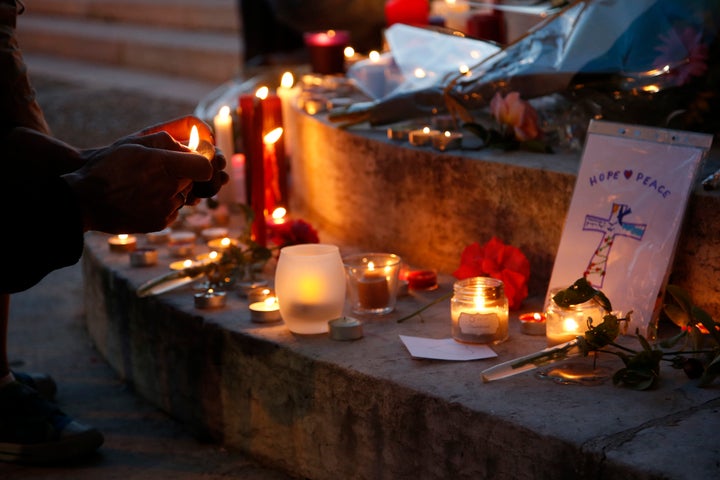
[547, 120, 712, 336]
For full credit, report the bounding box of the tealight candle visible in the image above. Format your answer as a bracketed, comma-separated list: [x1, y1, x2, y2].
[207, 237, 238, 251]
[169, 258, 201, 271]
[519, 312, 547, 336]
[249, 297, 282, 323]
[201, 227, 229, 241]
[146, 228, 171, 244]
[408, 127, 440, 147]
[328, 316, 363, 341]
[237, 279, 270, 298]
[247, 287, 273, 304]
[108, 234, 137, 253]
[196, 251, 221, 265]
[194, 288, 227, 309]
[129, 248, 158, 267]
[407, 269, 438, 290]
[432, 131, 463, 151]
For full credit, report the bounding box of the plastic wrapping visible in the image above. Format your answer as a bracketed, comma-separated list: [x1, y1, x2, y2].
[333, 0, 720, 141]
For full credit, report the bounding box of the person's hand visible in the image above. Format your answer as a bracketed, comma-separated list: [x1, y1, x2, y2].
[64, 130, 213, 233]
[139, 116, 229, 202]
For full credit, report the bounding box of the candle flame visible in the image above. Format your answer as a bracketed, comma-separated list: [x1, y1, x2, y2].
[327, 29, 336, 38]
[459, 64, 470, 74]
[118, 234, 128, 241]
[263, 127, 283, 145]
[422, 127, 430, 134]
[271, 207, 287, 221]
[221, 237, 231, 247]
[444, 131, 451, 138]
[367, 261, 375, 271]
[369, 50, 380, 62]
[265, 296, 278, 307]
[188, 125, 199, 151]
[414, 68, 427, 79]
[280, 72, 294, 89]
[563, 318, 580, 332]
[533, 312, 543, 321]
[183, 259, 193, 268]
[256, 86, 269, 100]
[344, 46, 355, 58]
[218, 105, 230, 118]
[209, 251, 218, 260]
[208, 288, 215, 294]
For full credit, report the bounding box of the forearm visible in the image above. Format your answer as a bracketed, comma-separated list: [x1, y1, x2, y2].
[5, 127, 84, 176]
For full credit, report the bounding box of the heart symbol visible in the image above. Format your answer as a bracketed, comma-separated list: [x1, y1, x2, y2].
[624, 170, 633, 179]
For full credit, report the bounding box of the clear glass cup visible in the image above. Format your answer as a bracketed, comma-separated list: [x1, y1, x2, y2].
[344, 253, 402, 315]
[275, 244, 346, 334]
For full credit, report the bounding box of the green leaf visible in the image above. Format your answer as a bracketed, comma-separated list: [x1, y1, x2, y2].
[665, 285, 693, 315]
[698, 353, 720, 387]
[552, 278, 612, 312]
[663, 303, 690, 329]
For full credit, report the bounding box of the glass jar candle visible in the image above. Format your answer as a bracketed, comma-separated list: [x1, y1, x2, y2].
[275, 244, 346, 334]
[545, 288, 608, 346]
[451, 277, 509, 344]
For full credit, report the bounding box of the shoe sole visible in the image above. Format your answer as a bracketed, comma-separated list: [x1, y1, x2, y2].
[0, 428, 104, 464]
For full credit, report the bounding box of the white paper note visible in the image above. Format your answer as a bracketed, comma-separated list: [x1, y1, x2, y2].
[399, 335, 497, 361]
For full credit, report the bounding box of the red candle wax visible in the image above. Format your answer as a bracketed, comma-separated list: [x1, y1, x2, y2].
[407, 269, 438, 290]
[239, 94, 266, 247]
[357, 272, 390, 309]
[385, 0, 429, 27]
[304, 30, 350, 75]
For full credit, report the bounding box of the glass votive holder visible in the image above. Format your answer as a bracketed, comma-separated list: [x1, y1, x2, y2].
[545, 288, 608, 346]
[343, 253, 402, 315]
[275, 244, 346, 334]
[451, 277, 509, 344]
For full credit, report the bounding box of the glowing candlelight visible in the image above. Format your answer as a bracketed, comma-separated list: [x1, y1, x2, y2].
[108, 233, 137, 253]
[187, 125, 199, 151]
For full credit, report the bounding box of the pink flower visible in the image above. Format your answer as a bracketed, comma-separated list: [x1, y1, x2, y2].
[490, 92, 541, 142]
[453, 237, 531, 310]
[654, 27, 709, 87]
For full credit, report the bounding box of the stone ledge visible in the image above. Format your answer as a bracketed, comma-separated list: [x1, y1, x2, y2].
[83, 232, 720, 480]
[287, 110, 720, 318]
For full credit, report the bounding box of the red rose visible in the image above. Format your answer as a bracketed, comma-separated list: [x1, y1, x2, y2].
[268, 219, 320, 249]
[453, 237, 530, 310]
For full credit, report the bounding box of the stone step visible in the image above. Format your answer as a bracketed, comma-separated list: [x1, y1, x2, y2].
[17, 13, 242, 84]
[24, 53, 220, 106]
[24, 0, 241, 33]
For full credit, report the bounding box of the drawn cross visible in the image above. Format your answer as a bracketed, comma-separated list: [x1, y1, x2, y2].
[583, 203, 646, 288]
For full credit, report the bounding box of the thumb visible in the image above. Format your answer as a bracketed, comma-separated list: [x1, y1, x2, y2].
[163, 151, 213, 181]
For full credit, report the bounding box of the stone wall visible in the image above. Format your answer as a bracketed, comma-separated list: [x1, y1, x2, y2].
[288, 111, 720, 317]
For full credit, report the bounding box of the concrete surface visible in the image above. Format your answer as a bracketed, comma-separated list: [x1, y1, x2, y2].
[82, 230, 720, 480]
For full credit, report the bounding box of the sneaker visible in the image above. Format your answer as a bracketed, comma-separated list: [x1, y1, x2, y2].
[12, 371, 57, 400]
[0, 381, 103, 464]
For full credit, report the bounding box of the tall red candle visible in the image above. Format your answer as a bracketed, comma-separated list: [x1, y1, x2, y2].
[261, 94, 287, 211]
[239, 93, 266, 246]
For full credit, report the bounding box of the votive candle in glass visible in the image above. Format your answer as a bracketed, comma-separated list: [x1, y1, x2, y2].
[545, 288, 608, 346]
[275, 244, 346, 334]
[451, 277, 509, 344]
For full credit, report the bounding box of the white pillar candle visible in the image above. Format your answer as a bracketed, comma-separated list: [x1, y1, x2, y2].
[213, 105, 237, 207]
